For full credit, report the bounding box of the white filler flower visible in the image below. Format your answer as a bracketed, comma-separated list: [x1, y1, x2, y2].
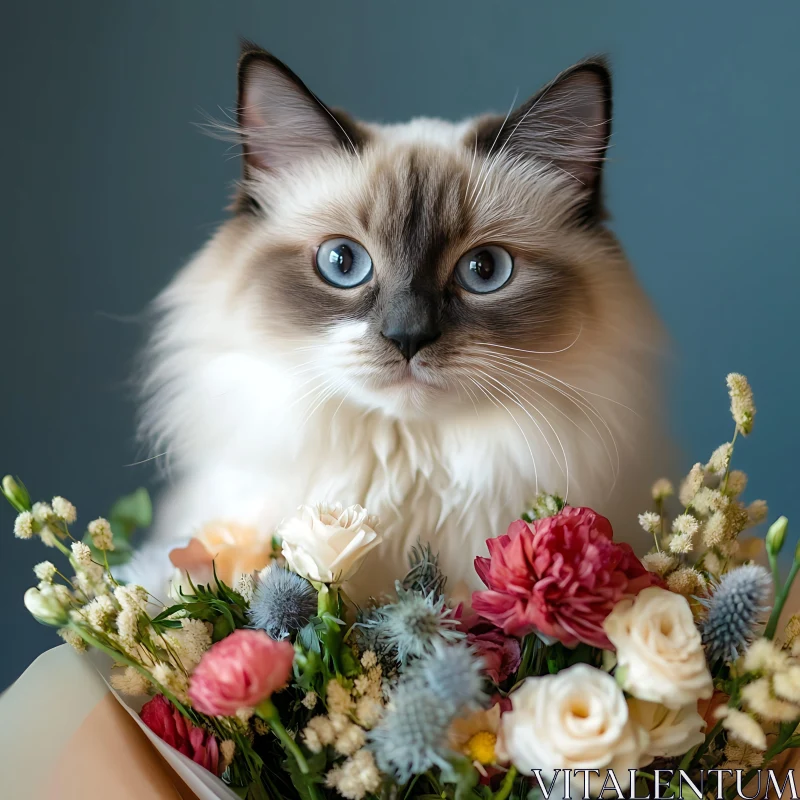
[499, 664, 648, 797]
[278, 502, 382, 584]
[604, 587, 713, 709]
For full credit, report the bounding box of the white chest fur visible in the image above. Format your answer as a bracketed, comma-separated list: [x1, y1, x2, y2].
[150, 347, 652, 602]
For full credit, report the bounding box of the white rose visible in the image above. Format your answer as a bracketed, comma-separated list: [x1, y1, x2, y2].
[626, 698, 706, 763]
[278, 502, 382, 583]
[604, 587, 713, 709]
[498, 664, 649, 797]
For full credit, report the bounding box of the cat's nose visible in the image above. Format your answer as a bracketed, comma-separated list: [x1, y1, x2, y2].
[381, 292, 441, 360]
[383, 325, 441, 360]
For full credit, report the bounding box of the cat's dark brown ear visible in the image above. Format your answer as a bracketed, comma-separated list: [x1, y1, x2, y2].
[237, 42, 362, 178]
[474, 58, 612, 221]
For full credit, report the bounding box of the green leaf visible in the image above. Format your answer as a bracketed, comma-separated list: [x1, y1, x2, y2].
[298, 622, 321, 653]
[340, 647, 361, 677]
[283, 752, 324, 800]
[109, 488, 152, 532]
[213, 615, 234, 642]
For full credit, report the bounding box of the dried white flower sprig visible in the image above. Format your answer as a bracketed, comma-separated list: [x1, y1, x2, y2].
[640, 375, 767, 588]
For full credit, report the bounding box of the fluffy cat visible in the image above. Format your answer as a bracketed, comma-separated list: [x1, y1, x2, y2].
[139, 44, 667, 600]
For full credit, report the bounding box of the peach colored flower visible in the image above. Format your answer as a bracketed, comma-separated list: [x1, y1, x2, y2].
[170, 521, 273, 587]
[188, 629, 294, 716]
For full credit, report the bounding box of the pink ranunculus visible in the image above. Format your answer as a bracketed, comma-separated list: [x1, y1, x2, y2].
[188, 629, 294, 716]
[472, 507, 663, 650]
[141, 695, 221, 775]
[461, 613, 521, 684]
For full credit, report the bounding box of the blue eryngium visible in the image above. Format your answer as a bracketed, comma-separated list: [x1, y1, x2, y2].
[401, 540, 447, 598]
[699, 564, 772, 664]
[368, 642, 486, 783]
[248, 565, 317, 640]
[360, 585, 464, 665]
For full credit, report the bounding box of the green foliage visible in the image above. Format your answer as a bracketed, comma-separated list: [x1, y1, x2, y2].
[282, 750, 327, 800]
[151, 565, 249, 640]
[83, 486, 152, 566]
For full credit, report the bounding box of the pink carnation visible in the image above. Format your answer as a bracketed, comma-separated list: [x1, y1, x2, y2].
[460, 613, 521, 684]
[188, 629, 294, 716]
[472, 507, 662, 650]
[141, 695, 221, 775]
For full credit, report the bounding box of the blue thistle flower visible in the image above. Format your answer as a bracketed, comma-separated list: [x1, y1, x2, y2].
[368, 642, 486, 782]
[699, 564, 772, 664]
[247, 565, 317, 640]
[405, 637, 486, 715]
[401, 540, 447, 598]
[353, 605, 397, 674]
[360, 586, 464, 665]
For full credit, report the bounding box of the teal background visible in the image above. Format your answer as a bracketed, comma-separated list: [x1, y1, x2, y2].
[1, 2, 798, 689]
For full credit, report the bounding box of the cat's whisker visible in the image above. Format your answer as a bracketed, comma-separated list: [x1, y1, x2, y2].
[468, 375, 539, 495]
[473, 356, 620, 501]
[467, 89, 519, 207]
[472, 357, 592, 440]
[456, 378, 480, 418]
[475, 325, 582, 355]
[298, 377, 343, 431]
[487, 347, 637, 423]
[474, 367, 568, 495]
[463, 130, 479, 205]
[287, 373, 335, 409]
[475, 350, 619, 487]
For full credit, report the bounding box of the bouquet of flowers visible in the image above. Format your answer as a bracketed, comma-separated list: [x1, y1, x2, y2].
[6, 373, 800, 800]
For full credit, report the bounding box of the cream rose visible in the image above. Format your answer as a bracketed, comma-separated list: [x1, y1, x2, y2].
[498, 664, 649, 796]
[604, 587, 713, 709]
[626, 699, 706, 763]
[278, 502, 382, 583]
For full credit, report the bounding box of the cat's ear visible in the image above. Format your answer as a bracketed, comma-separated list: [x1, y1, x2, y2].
[237, 42, 361, 176]
[474, 58, 612, 219]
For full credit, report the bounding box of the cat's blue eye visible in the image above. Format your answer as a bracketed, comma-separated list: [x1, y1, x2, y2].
[315, 238, 374, 288]
[454, 245, 513, 294]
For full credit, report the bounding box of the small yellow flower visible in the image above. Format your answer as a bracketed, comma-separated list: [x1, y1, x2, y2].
[466, 731, 497, 764]
[449, 704, 504, 766]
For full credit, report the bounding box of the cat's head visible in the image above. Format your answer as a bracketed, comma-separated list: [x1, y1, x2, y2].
[195, 44, 649, 421]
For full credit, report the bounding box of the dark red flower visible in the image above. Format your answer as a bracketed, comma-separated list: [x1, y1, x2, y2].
[141, 695, 221, 775]
[460, 612, 521, 684]
[472, 507, 662, 649]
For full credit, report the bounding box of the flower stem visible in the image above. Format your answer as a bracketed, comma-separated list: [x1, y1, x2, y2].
[256, 699, 310, 775]
[685, 718, 723, 769]
[765, 559, 800, 640]
[492, 767, 517, 800]
[317, 585, 344, 674]
[70, 623, 191, 717]
[721, 426, 738, 495]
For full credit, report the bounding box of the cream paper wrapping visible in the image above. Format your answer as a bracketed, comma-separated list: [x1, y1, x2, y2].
[0, 645, 238, 800]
